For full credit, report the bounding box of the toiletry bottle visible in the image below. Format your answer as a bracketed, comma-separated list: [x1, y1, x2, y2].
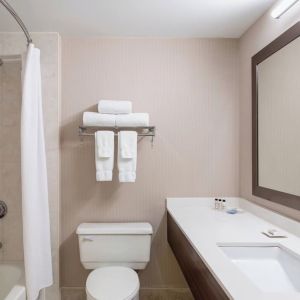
[214, 198, 218, 209]
[222, 199, 226, 210]
[218, 199, 222, 210]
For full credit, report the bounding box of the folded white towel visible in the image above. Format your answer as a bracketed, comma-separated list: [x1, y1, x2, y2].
[98, 100, 132, 114]
[83, 112, 116, 127]
[119, 131, 137, 158]
[116, 113, 149, 127]
[95, 131, 114, 158]
[95, 131, 114, 181]
[118, 131, 137, 182]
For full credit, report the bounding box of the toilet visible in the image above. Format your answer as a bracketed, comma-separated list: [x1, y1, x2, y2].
[76, 222, 153, 300]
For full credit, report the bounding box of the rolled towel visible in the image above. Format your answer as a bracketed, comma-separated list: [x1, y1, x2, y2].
[116, 113, 149, 127]
[118, 131, 137, 182]
[98, 100, 132, 114]
[83, 112, 116, 127]
[95, 131, 114, 181]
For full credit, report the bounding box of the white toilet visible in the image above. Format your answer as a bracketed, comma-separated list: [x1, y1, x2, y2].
[76, 222, 153, 300]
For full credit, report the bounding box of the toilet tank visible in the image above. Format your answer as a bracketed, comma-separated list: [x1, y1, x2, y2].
[76, 223, 153, 270]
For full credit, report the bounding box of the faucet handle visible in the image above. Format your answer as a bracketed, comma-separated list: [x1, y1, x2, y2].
[0, 200, 7, 218]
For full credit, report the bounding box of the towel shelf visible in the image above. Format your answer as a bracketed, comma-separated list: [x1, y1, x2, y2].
[79, 126, 156, 142]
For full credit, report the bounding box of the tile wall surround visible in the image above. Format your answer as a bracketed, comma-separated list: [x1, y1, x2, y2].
[0, 57, 22, 262]
[0, 33, 61, 300]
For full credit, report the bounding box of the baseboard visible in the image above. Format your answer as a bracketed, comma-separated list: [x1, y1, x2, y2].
[140, 288, 194, 299]
[61, 287, 194, 300]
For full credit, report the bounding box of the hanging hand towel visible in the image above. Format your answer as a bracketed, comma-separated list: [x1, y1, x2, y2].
[98, 100, 132, 114]
[118, 131, 137, 182]
[95, 131, 114, 181]
[83, 112, 116, 127]
[116, 113, 149, 127]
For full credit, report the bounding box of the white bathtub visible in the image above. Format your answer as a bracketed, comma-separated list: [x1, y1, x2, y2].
[0, 262, 26, 300]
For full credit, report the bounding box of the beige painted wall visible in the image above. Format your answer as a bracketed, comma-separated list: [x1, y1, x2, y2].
[239, 4, 300, 220]
[0, 33, 61, 299]
[60, 38, 239, 288]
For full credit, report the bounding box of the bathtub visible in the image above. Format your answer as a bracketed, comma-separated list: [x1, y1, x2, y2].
[0, 262, 26, 300]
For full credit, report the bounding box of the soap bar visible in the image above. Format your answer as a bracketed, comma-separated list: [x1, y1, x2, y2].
[226, 208, 238, 214]
[262, 229, 287, 238]
[226, 208, 244, 214]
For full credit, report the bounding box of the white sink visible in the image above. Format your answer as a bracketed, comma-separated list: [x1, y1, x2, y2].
[219, 245, 300, 293]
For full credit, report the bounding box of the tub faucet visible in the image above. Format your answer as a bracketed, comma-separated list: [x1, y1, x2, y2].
[0, 200, 7, 218]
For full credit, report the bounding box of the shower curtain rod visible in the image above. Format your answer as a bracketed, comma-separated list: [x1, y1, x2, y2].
[0, 0, 33, 45]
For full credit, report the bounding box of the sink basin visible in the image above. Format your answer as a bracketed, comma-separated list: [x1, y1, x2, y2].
[219, 245, 300, 293]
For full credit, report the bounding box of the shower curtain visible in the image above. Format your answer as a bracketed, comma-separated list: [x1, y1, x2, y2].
[21, 44, 53, 300]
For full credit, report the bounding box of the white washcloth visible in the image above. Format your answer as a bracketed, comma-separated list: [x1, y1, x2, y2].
[95, 131, 114, 181]
[98, 100, 132, 114]
[116, 113, 149, 127]
[83, 112, 116, 127]
[118, 131, 137, 182]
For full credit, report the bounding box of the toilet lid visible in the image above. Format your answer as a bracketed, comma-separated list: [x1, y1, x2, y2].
[86, 266, 139, 300]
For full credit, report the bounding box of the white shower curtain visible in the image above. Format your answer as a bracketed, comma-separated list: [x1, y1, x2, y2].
[21, 44, 53, 300]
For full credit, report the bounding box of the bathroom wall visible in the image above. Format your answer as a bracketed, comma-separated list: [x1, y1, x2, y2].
[239, 3, 300, 221]
[60, 38, 239, 297]
[0, 57, 22, 262]
[0, 33, 61, 299]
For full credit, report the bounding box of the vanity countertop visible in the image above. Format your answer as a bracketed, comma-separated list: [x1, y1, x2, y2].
[167, 197, 300, 300]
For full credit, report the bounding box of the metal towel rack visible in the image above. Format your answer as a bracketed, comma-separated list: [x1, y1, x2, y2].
[79, 126, 156, 144]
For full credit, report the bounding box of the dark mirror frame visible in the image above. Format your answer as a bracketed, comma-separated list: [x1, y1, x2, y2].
[252, 21, 300, 211]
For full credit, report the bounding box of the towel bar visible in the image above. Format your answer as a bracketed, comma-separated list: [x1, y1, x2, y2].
[79, 126, 156, 144]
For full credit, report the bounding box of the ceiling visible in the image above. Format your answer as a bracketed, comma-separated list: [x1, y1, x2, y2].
[0, 0, 277, 38]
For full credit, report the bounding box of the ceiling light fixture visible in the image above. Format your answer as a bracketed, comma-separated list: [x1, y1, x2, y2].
[271, 0, 299, 19]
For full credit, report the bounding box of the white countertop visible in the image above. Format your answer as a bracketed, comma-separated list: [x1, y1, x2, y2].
[167, 197, 300, 300]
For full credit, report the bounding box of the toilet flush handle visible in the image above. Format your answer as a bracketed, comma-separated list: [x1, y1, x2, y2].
[83, 236, 94, 242]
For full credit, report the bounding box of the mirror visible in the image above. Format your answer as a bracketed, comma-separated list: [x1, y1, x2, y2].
[252, 22, 300, 210]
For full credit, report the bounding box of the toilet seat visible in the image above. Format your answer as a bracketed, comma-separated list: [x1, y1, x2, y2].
[86, 266, 140, 300]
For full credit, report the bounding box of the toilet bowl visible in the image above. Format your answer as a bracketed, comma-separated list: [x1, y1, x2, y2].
[86, 266, 139, 300]
[76, 222, 152, 300]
